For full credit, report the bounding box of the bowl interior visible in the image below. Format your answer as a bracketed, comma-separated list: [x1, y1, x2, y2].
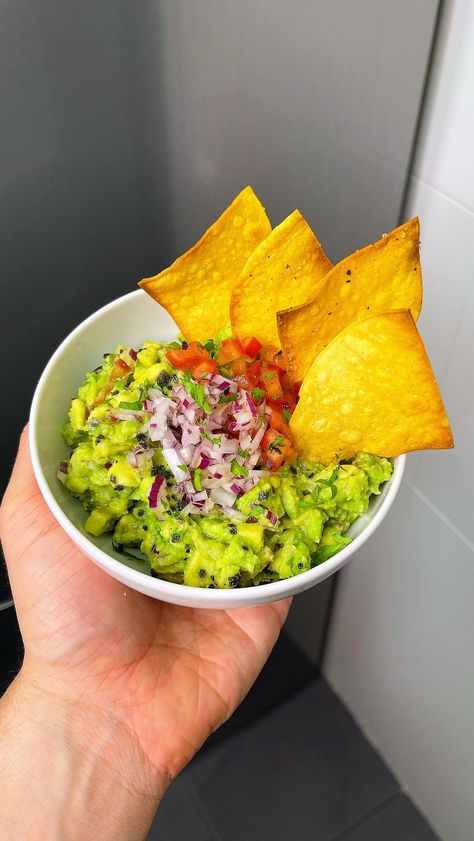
[30, 289, 404, 607]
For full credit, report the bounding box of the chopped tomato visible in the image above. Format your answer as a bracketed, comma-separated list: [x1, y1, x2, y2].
[166, 341, 210, 372]
[269, 409, 291, 436]
[260, 367, 284, 402]
[91, 356, 133, 407]
[192, 358, 217, 381]
[241, 336, 262, 358]
[261, 428, 296, 471]
[217, 338, 244, 365]
[247, 358, 263, 379]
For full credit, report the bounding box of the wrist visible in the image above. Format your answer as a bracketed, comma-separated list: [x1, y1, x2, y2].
[0, 664, 171, 841]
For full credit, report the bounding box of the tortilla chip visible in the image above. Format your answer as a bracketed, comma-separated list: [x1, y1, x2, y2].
[290, 310, 453, 465]
[139, 186, 271, 341]
[230, 210, 332, 347]
[278, 218, 422, 384]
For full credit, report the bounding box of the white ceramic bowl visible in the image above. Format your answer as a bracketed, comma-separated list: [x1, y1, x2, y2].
[30, 290, 405, 609]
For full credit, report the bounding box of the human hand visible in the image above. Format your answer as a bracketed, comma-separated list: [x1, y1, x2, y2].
[0, 428, 290, 840]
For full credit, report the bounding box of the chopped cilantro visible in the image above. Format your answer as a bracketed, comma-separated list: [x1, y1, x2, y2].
[182, 370, 212, 413]
[283, 409, 292, 423]
[193, 468, 203, 491]
[261, 372, 275, 380]
[231, 461, 248, 477]
[201, 427, 222, 445]
[251, 388, 265, 401]
[118, 401, 142, 410]
[217, 393, 239, 404]
[268, 434, 286, 452]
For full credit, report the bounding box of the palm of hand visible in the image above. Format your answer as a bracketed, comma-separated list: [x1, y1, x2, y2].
[1, 431, 290, 780]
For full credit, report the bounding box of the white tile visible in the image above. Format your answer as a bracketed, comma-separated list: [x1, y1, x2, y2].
[324, 482, 474, 841]
[405, 177, 474, 537]
[412, 0, 474, 211]
[409, 272, 474, 542]
[404, 176, 474, 378]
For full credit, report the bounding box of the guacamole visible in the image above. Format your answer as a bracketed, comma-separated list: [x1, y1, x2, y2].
[59, 337, 392, 588]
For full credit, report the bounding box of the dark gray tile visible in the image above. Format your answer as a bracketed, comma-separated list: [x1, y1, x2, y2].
[189, 677, 399, 841]
[337, 794, 440, 841]
[147, 769, 221, 841]
[206, 631, 315, 750]
[0, 604, 23, 695]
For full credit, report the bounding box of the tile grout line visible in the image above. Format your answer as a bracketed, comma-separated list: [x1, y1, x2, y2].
[407, 480, 474, 552]
[327, 792, 403, 841]
[409, 173, 474, 217]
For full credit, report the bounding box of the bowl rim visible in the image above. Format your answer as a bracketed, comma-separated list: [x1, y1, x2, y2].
[29, 288, 406, 605]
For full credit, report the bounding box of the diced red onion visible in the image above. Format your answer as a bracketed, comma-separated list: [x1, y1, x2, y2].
[129, 348, 138, 361]
[221, 506, 246, 521]
[163, 447, 189, 481]
[210, 487, 237, 507]
[148, 475, 165, 508]
[265, 509, 278, 527]
[245, 392, 257, 416]
[127, 451, 138, 468]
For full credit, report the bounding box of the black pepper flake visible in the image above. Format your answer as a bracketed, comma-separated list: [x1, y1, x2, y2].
[156, 371, 172, 389]
[171, 533, 181, 543]
[366, 305, 370, 309]
[199, 568, 206, 578]
[258, 490, 268, 501]
[346, 269, 351, 276]
[242, 545, 249, 552]
[274, 542, 283, 552]
[137, 433, 148, 446]
[345, 279, 351, 284]
[136, 509, 145, 517]
[150, 466, 159, 476]
[328, 312, 332, 316]
[185, 544, 191, 553]
[142, 525, 148, 531]
[290, 466, 297, 475]
[228, 573, 241, 587]
[228, 523, 238, 535]
[95, 434, 105, 442]
[181, 340, 188, 349]
[110, 475, 117, 484]
[111, 389, 119, 396]
[114, 484, 125, 492]
[308, 472, 314, 479]
[297, 562, 303, 569]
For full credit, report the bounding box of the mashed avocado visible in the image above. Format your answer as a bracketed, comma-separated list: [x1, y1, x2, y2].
[60, 340, 393, 588]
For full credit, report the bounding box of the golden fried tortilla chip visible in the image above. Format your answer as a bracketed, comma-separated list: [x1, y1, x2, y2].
[230, 210, 332, 347]
[278, 218, 422, 384]
[290, 309, 453, 464]
[139, 186, 271, 341]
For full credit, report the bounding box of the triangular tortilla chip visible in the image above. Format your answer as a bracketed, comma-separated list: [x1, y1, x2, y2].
[278, 218, 422, 384]
[290, 310, 453, 464]
[230, 210, 332, 347]
[139, 186, 271, 341]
